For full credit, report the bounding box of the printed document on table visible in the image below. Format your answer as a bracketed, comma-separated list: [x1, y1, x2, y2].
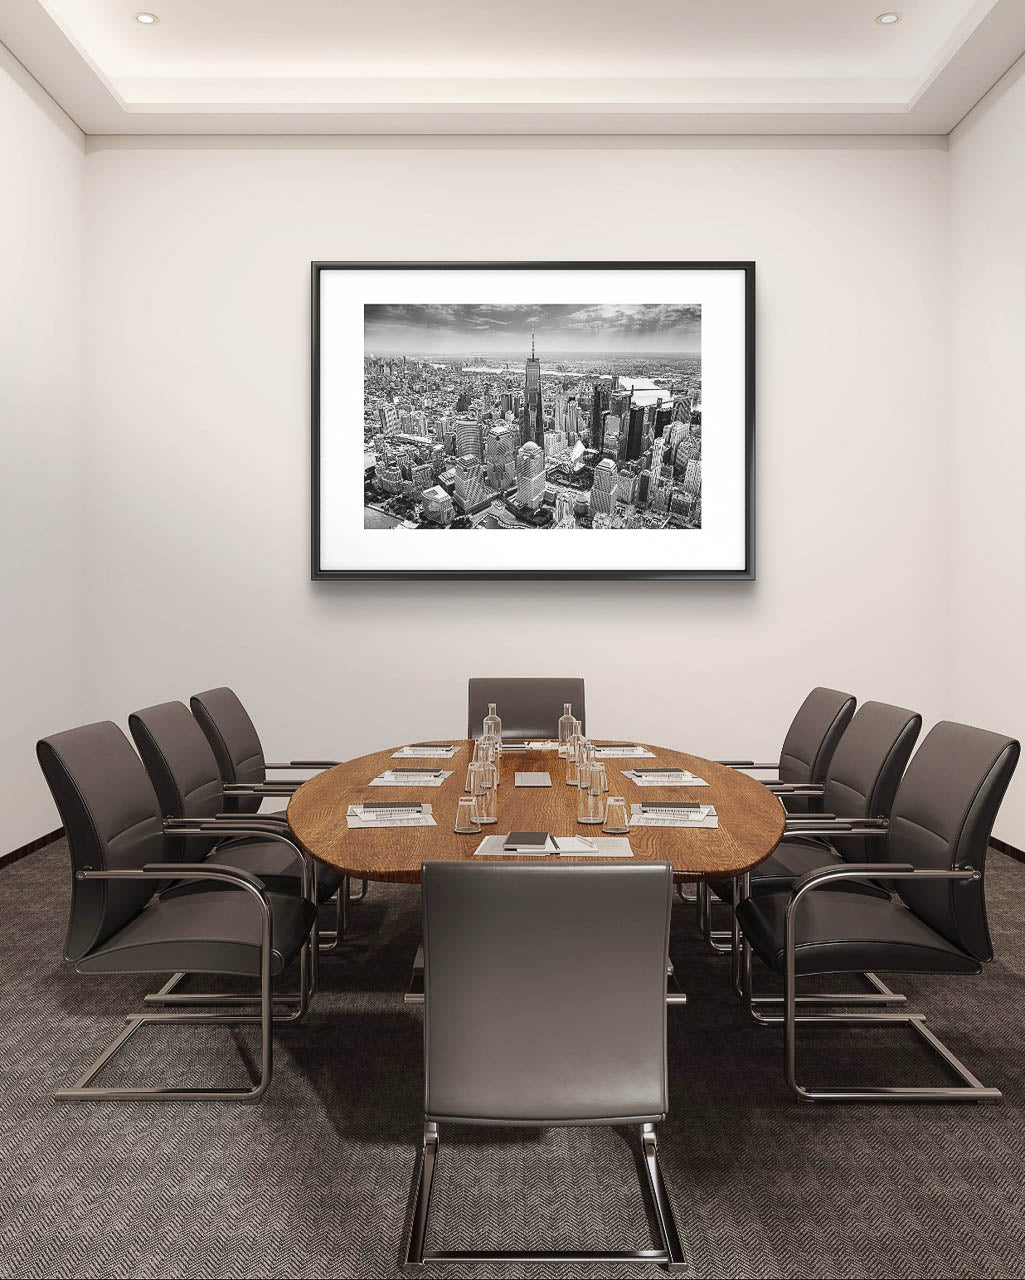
[347, 803, 437, 829]
[369, 771, 453, 788]
[622, 770, 708, 788]
[629, 804, 718, 829]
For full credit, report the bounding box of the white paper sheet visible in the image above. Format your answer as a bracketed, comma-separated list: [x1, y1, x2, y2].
[622, 770, 709, 788]
[591, 746, 657, 759]
[369, 770, 453, 787]
[392, 747, 459, 759]
[472, 834, 633, 857]
[346, 803, 437, 828]
[628, 803, 718, 829]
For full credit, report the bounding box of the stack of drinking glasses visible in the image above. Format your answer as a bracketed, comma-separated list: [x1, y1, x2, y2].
[457, 705, 502, 832]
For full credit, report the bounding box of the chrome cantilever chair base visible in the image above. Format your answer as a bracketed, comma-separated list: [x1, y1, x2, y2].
[57, 944, 312, 1103]
[745, 865, 1004, 1104]
[404, 1122, 688, 1273]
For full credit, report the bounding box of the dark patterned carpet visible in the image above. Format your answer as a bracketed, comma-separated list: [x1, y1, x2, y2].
[2, 841, 1025, 1279]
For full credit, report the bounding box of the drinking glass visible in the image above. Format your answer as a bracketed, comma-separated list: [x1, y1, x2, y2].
[454, 795, 481, 834]
[602, 795, 631, 835]
[471, 762, 498, 824]
[577, 763, 604, 824]
[589, 760, 609, 794]
[480, 736, 501, 785]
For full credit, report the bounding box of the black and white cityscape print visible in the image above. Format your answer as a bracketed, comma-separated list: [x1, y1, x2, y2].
[362, 303, 701, 531]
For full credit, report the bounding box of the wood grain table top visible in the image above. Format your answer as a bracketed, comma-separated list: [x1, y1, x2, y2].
[287, 741, 785, 884]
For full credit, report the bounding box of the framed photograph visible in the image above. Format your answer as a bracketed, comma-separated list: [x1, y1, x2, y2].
[312, 261, 754, 579]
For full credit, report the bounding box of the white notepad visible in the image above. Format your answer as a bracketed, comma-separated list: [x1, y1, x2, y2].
[622, 769, 709, 788]
[472, 835, 633, 857]
[369, 770, 453, 788]
[514, 771, 552, 787]
[629, 803, 718, 829]
[346, 803, 437, 829]
[592, 745, 657, 759]
[392, 746, 459, 760]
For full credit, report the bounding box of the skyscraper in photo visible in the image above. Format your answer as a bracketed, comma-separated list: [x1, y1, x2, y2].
[590, 458, 616, 516]
[523, 332, 544, 456]
[516, 441, 545, 511]
[454, 455, 487, 512]
[486, 424, 517, 491]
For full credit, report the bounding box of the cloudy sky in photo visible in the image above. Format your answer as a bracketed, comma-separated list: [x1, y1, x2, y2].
[364, 302, 701, 355]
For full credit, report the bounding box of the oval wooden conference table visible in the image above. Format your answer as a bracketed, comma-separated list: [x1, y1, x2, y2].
[287, 740, 786, 883]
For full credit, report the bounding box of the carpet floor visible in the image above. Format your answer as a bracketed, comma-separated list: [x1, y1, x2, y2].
[1, 841, 1025, 1279]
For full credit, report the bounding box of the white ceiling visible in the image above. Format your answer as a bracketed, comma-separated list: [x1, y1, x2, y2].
[2, 0, 1024, 135]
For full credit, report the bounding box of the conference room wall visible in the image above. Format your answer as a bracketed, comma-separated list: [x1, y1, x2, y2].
[79, 138, 956, 827]
[950, 59, 1025, 847]
[0, 50, 85, 852]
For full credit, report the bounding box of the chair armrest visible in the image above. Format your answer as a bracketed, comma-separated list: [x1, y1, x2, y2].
[164, 822, 314, 899]
[264, 760, 340, 770]
[214, 812, 289, 825]
[765, 783, 825, 794]
[784, 813, 838, 822]
[77, 862, 267, 896]
[789, 862, 979, 897]
[223, 782, 299, 797]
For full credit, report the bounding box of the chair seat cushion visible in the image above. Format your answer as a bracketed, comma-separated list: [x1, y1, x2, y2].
[207, 838, 343, 902]
[76, 886, 316, 977]
[715, 838, 890, 905]
[736, 890, 981, 978]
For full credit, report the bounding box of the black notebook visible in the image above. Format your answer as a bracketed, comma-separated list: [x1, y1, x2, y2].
[503, 830, 549, 851]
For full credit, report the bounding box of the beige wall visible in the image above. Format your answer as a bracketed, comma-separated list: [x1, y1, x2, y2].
[0, 50, 85, 850]
[77, 138, 953, 804]
[950, 62, 1025, 845]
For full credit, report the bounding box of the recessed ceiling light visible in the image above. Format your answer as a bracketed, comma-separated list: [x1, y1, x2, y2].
[876, 12, 900, 23]
[134, 12, 159, 23]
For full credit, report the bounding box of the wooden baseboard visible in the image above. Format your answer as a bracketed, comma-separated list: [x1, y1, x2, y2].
[1, 827, 63, 871]
[990, 836, 1025, 865]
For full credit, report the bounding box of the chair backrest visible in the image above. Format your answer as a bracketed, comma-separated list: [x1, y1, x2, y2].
[190, 687, 265, 815]
[887, 721, 1020, 962]
[466, 677, 585, 740]
[421, 861, 672, 1126]
[37, 722, 166, 962]
[822, 701, 922, 862]
[778, 687, 856, 784]
[128, 701, 225, 843]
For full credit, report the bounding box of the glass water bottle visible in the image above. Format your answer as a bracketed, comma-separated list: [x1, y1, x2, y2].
[482, 702, 502, 743]
[558, 703, 576, 756]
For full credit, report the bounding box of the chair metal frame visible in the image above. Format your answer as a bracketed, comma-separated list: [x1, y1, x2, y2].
[55, 862, 312, 1103]
[405, 1120, 687, 1273]
[698, 817, 907, 1012]
[144, 820, 320, 1008]
[743, 861, 1001, 1103]
[222, 781, 364, 947]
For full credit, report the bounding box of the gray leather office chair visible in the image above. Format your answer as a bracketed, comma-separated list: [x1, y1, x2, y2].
[129, 700, 342, 988]
[719, 700, 923, 903]
[713, 701, 922, 1013]
[407, 861, 685, 1271]
[36, 722, 316, 1101]
[736, 720, 1020, 1102]
[466, 677, 585, 740]
[719, 685, 857, 786]
[694, 685, 856, 931]
[190, 686, 338, 815]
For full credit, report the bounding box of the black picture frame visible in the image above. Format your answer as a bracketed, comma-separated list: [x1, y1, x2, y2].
[311, 261, 755, 580]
